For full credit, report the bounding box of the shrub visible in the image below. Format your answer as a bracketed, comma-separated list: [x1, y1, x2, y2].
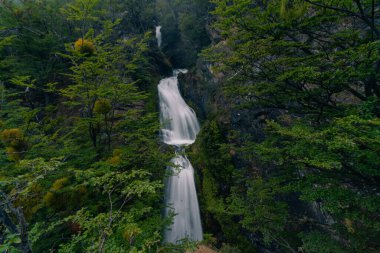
[44, 177, 69, 207]
[94, 99, 112, 114]
[74, 38, 95, 55]
[51, 177, 69, 191]
[43, 191, 55, 206]
[113, 148, 122, 157]
[1, 128, 24, 147]
[220, 244, 242, 253]
[122, 224, 141, 244]
[68, 222, 82, 234]
[6, 146, 21, 161]
[108, 149, 122, 165]
[18, 183, 44, 219]
[108, 155, 121, 165]
[1, 128, 27, 161]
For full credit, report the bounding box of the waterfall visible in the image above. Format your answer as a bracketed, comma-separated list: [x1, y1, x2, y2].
[156, 26, 162, 47]
[164, 154, 203, 243]
[158, 69, 200, 145]
[158, 70, 203, 244]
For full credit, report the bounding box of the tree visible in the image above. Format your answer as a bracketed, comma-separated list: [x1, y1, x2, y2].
[0, 0, 71, 95]
[61, 0, 100, 40]
[205, 0, 379, 115]
[1, 1, 173, 252]
[203, 0, 380, 251]
[58, 15, 149, 149]
[0, 158, 63, 253]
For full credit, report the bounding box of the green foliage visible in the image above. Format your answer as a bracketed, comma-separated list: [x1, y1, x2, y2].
[0, 0, 70, 84]
[120, 0, 156, 34]
[220, 244, 242, 253]
[0, 1, 172, 252]
[205, 0, 380, 114]
[191, 120, 255, 251]
[202, 0, 380, 252]
[298, 231, 345, 253]
[61, 0, 100, 38]
[157, 0, 211, 67]
[2, 0, 378, 252]
[57, 19, 151, 149]
[0, 231, 22, 253]
[53, 169, 164, 252]
[251, 114, 380, 252]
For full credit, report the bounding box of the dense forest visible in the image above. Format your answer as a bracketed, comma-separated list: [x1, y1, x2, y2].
[0, 0, 379, 252]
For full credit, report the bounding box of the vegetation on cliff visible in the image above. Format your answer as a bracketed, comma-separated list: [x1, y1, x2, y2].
[1, 0, 379, 252]
[0, 0, 172, 252]
[199, 0, 380, 252]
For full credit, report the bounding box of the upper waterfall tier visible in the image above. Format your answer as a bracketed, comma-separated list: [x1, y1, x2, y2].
[156, 26, 162, 47]
[158, 70, 200, 146]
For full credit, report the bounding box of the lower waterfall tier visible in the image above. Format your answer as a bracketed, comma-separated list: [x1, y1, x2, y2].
[164, 155, 203, 243]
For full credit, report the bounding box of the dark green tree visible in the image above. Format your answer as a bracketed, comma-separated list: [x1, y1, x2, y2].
[203, 0, 380, 252]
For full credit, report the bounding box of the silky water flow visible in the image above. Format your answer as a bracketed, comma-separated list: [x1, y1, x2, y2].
[156, 32, 203, 242]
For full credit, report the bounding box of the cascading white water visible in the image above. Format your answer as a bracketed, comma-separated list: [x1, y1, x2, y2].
[158, 69, 200, 145]
[158, 70, 203, 244]
[156, 26, 162, 48]
[164, 154, 203, 243]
